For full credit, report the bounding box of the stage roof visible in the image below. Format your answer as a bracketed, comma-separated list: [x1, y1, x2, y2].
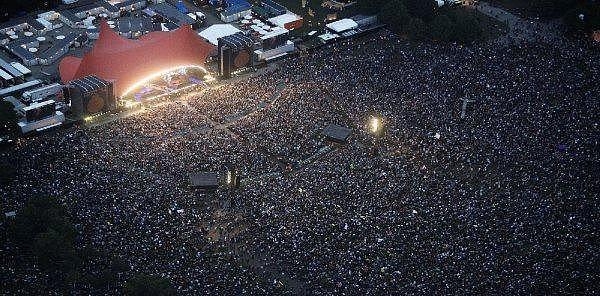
[59, 21, 214, 97]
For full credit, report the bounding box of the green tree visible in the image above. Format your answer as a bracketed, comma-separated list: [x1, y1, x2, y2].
[404, 0, 438, 22]
[0, 100, 18, 136]
[32, 228, 78, 272]
[11, 197, 76, 247]
[530, 0, 578, 18]
[379, 0, 411, 33]
[0, 160, 16, 184]
[564, 3, 600, 32]
[430, 14, 455, 41]
[453, 13, 482, 43]
[356, 0, 387, 14]
[407, 17, 428, 40]
[124, 274, 175, 296]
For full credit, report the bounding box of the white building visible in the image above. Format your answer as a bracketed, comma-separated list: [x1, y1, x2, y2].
[22, 83, 63, 102]
[18, 100, 65, 133]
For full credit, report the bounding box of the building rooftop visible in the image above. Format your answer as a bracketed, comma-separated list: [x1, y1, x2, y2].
[38, 32, 79, 59]
[222, 2, 252, 17]
[219, 32, 253, 48]
[0, 80, 43, 97]
[151, 3, 196, 26]
[262, 0, 286, 16]
[0, 68, 12, 80]
[0, 58, 23, 78]
[113, 0, 145, 9]
[5, 43, 36, 62]
[29, 18, 47, 31]
[60, 10, 81, 22]
[117, 17, 153, 34]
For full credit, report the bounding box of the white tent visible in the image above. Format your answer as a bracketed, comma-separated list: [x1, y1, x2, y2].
[198, 24, 241, 45]
[326, 19, 358, 33]
[268, 12, 302, 29]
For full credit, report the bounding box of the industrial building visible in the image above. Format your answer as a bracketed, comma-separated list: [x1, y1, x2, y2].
[38, 32, 80, 65]
[261, 0, 287, 17]
[117, 17, 154, 38]
[0, 58, 24, 83]
[150, 2, 199, 29]
[220, 1, 252, 23]
[18, 100, 65, 133]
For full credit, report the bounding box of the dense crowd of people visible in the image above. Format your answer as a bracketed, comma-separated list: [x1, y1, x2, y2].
[1, 17, 599, 295]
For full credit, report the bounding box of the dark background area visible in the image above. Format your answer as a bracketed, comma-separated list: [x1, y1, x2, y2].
[1, 0, 61, 22]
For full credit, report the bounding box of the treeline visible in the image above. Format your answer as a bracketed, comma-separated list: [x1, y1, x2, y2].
[564, 2, 600, 33]
[357, 0, 493, 43]
[0, 0, 60, 21]
[6, 196, 174, 295]
[492, 0, 578, 18]
[0, 101, 18, 137]
[0, 101, 18, 183]
[489, 0, 600, 33]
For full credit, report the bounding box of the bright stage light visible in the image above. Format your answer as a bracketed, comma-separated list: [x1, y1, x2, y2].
[370, 116, 382, 134]
[121, 65, 209, 97]
[203, 74, 215, 82]
[226, 171, 232, 184]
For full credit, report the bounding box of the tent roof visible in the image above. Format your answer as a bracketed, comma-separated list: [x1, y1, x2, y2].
[326, 18, 358, 33]
[268, 12, 301, 28]
[59, 20, 214, 97]
[198, 24, 241, 45]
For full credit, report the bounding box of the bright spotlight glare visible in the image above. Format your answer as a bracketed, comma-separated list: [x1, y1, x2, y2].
[121, 65, 209, 97]
[370, 116, 381, 134]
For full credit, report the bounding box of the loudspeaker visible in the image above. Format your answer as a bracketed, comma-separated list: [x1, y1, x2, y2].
[220, 46, 232, 78]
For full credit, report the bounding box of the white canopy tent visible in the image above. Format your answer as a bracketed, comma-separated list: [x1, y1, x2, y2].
[326, 18, 358, 33]
[198, 24, 241, 45]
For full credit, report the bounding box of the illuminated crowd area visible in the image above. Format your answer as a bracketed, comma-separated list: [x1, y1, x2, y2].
[2, 27, 599, 296]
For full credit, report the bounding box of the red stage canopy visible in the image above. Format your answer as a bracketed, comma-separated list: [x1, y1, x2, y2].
[59, 21, 214, 97]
